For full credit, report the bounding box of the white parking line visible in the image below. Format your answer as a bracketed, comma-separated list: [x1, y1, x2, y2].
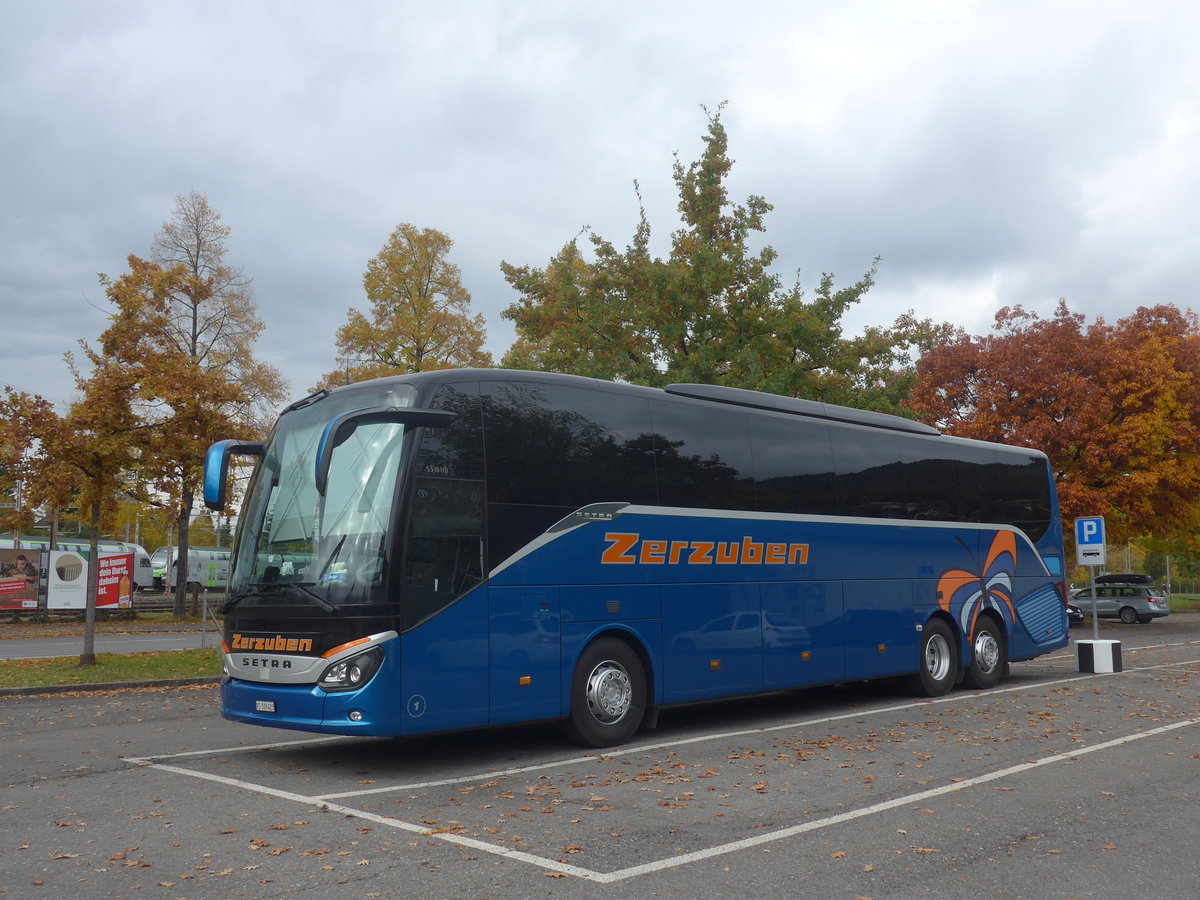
[601, 717, 1200, 882]
[128, 758, 603, 879]
[122, 660, 1200, 882]
[128, 734, 347, 760]
[126, 714, 1200, 883]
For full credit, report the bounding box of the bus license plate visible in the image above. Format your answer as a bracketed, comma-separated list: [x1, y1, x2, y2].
[255, 700, 277, 713]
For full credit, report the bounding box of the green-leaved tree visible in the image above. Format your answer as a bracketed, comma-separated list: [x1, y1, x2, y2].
[501, 106, 946, 409]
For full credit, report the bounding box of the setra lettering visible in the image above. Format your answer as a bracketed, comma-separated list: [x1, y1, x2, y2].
[241, 657, 294, 669]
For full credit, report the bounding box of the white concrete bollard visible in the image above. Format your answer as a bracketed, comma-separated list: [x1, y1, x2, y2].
[1076, 639, 1123, 674]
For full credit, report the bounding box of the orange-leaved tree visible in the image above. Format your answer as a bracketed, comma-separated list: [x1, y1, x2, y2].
[93, 253, 263, 618]
[0, 388, 53, 539]
[149, 194, 287, 617]
[312, 224, 492, 391]
[908, 300, 1200, 548]
[4, 328, 157, 662]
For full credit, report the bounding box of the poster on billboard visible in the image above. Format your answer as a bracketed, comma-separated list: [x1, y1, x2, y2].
[97, 553, 133, 608]
[0, 548, 42, 611]
[47, 550, 88, 609]
[46, 551, 135, 610]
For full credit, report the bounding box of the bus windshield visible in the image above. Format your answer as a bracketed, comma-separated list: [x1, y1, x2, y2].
[229, 382, 420, 606]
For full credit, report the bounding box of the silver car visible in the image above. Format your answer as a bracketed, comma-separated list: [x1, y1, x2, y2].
[1071, 584, 1171, 624]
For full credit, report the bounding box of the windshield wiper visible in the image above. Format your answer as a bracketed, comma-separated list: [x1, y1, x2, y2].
[220, 582, 340, 615]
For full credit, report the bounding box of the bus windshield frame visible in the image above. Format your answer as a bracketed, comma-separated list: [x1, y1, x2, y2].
[228, 382, 422, 607]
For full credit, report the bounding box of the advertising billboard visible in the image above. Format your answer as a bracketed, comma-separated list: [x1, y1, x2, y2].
[0, 548, 42, 610]
[46, 551, 134, 610]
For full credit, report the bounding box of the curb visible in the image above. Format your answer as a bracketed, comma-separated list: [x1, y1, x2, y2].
[0, 676, 222, 697]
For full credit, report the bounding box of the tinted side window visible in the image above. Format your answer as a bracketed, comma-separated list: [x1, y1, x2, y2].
[952, 452, 1005, 524]
[998, 454, 1051, 542]
[481, 381, 656, 507]
[951, 446, 1050, 542]
[749, 414, 837, 515]
[902, 441, 959, 521]
[649, 399, 755, 510]
[830, 425, 908, 518]
[417, 383, 484, 479]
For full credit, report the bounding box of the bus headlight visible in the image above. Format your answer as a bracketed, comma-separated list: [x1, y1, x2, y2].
[318, 647, 384, 692]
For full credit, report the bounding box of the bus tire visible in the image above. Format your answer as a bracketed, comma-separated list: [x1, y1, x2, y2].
[963, 614, 1006, 690]
[907, 619, 958, 697]
[562, 637, 646, 748]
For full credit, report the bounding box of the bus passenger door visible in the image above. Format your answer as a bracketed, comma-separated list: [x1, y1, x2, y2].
[398, 591, 490, 735]
[488, 586, 561, 724]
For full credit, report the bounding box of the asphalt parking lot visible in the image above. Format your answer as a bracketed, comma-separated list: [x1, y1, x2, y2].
[2, 618, 1197, 899]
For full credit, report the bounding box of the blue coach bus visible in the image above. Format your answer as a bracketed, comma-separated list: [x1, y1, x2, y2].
[204, 369, 1069, 747]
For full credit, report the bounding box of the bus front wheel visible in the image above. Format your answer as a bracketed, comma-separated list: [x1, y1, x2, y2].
[562, 638, 646, 748]
[907, 619, 958, 697]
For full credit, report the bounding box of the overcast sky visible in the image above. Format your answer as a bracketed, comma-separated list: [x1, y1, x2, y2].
[3, 0, 1198, 412]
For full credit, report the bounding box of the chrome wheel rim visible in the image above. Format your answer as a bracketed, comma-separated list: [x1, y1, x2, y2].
[973, 630, 1000, 674]
[924, 632, 952, 682]
[585, 660, 632, 724]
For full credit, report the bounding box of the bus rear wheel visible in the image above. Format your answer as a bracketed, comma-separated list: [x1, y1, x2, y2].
[562, 638, 646, 748]
[963, 614, 1006, 690]
[907, 619, 958, 697]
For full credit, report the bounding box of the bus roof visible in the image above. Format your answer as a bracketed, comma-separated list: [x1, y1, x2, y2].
[301, 368, 1047, 462]
[314, 368, 939, 435]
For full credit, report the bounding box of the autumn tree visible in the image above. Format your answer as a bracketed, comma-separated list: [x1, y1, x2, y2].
[2, 334, 154, 660]
[313, 224, 492, 390]
[149, 194, 287, 617]
[0, 388, 51, 540]
[908, 301, 1200, 548]
[500, 106, 946, 408]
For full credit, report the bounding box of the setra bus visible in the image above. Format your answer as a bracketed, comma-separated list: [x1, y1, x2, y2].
[204, 369, 1069, 747]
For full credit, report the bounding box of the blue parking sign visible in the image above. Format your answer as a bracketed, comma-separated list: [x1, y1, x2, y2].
[1074, 516, 1107, 567]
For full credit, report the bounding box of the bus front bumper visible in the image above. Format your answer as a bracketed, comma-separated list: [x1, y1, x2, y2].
[221, 673, 403, 737]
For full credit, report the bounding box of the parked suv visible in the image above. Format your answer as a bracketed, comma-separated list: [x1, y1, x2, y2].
[1072, 581, 1171, 624]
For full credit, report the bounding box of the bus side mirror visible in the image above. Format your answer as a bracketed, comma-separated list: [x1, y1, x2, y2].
[315, 406, 456, 497]
[204, 440, 267, 511]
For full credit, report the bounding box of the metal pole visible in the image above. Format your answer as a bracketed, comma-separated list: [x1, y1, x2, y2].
[1090, 566, 1099, 642]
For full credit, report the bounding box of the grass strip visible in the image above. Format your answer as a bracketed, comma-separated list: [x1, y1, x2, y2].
[0, 648, 221, 689]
